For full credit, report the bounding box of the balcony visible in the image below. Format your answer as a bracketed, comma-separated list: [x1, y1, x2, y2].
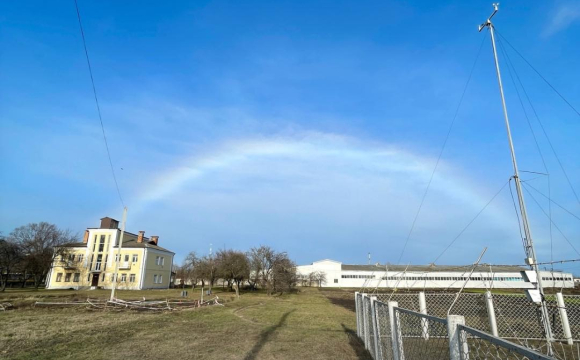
[63, 261, 77, 270]
[119, 262, 131, 270]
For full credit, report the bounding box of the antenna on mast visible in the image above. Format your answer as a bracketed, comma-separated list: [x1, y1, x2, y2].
[479, 4, 554, 354]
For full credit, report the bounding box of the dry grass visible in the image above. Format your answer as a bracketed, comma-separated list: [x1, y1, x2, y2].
[0, 287, 371, 360]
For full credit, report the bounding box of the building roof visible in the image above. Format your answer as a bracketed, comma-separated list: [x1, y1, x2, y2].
[118, 239, 174, 254]
[340, 264, 528, 273]
[60, 239, 174, 254]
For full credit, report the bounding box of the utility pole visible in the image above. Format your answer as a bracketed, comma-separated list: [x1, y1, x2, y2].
[110, 207, 128, 301]
[479, 4, 553, 355]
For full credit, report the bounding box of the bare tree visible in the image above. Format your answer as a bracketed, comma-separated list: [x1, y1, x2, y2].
[248, 246, 297, 295]
[311, 271, 327, 287]
[197, 255, 218, 293]
[179, 251, 199, 289]
[9, 222, 78, 288]
[272, 254, 297, 294]
[217, 250, 250, 298]
[248, 245, 278, 295]
[0, 236, 23, 291]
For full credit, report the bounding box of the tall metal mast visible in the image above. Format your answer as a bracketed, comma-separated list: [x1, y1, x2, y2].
[479, 4, 554, 354]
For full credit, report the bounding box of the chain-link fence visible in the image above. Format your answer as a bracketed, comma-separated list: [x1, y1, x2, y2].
[372, 291, 579, 343]
[395, 307, 450, 360]
[458, 324, 553, 360]
[356, 291, 580, 360]
[566, 295, 580, 341]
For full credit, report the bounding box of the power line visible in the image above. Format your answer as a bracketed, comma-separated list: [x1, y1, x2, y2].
[396, 34, 488, 264]
[495, 29, 580, 119]
[74, 0, 125, 207]
[525, 182, 580, 222]
[495, 28, 580, 207]
[522, 183, 580, 258]
[432, 179, 509, 264]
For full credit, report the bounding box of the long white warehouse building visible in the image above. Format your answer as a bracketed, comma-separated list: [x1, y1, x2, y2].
[296, 259, 575, 289]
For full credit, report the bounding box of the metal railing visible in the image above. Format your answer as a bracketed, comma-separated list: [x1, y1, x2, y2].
[355, 292, 574, 360]
[374, 291, 579, 343]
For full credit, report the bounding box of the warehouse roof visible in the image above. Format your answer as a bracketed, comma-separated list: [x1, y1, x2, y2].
[341, 264, 527, 272]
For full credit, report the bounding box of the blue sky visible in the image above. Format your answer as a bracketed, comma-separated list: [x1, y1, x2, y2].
[1, 1, 579, 273]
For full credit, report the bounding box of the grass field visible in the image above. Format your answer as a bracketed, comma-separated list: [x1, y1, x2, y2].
[0, 287, 370, 360]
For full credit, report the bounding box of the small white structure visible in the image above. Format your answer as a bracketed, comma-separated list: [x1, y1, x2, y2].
[296, 259, 575, 289]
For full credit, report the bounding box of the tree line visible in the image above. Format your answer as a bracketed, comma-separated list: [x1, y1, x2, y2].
[175, 245, 298, 297]
[0, 222, 77, 291]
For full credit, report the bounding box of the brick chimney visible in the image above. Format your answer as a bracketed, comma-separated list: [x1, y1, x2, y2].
[83, 230, 89, 244]
[137, 231, 145, 243]
[150, 236, 159, 245]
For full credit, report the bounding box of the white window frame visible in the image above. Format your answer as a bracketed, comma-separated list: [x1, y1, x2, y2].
[132, 254, 138, 262]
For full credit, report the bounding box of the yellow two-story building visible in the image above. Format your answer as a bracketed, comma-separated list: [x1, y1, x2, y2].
[46, 217, 175, 290]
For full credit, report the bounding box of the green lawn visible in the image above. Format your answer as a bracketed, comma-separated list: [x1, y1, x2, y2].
[0, 287, 370, 360]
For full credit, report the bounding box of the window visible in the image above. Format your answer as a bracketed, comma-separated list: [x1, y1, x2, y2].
[87, 274, 91, 282]
[102, 273, 105, 281]
[124, 254, 129, 262]
[153, 274, 158, 283]
[65, 273, 71, 282]
[104, 255, 108, 270]
[130, 274, 136, 282]
[161, 257, 165, 266]
[56, 273, 63, 282]
[68, 254, 75, 262]
[132, 254, 138, 262]
[73, 273, 80, 282]
[156, 256, 165, 266]
[111, 274, 116, 282]
[115, 254, 120, 262]
[121, 274, 127, 282]
[159, 275, 163, 283]
[93, 235, 97, 252]
[77, 254, 84, 263]
[334, 279, 338, 284]
[98, 235, 105, 252]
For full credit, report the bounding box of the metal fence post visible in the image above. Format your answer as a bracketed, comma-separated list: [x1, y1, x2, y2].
[419, 291, 429, 340]
[447, 315, 467, 360]
[388, 301, 404, 360]
[556, 292, 573, 345]
[355, 291, 361, 337]
[371, 296, 381, 360]
[363, 294, 370, 349]
[484, 291, 498, 337]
